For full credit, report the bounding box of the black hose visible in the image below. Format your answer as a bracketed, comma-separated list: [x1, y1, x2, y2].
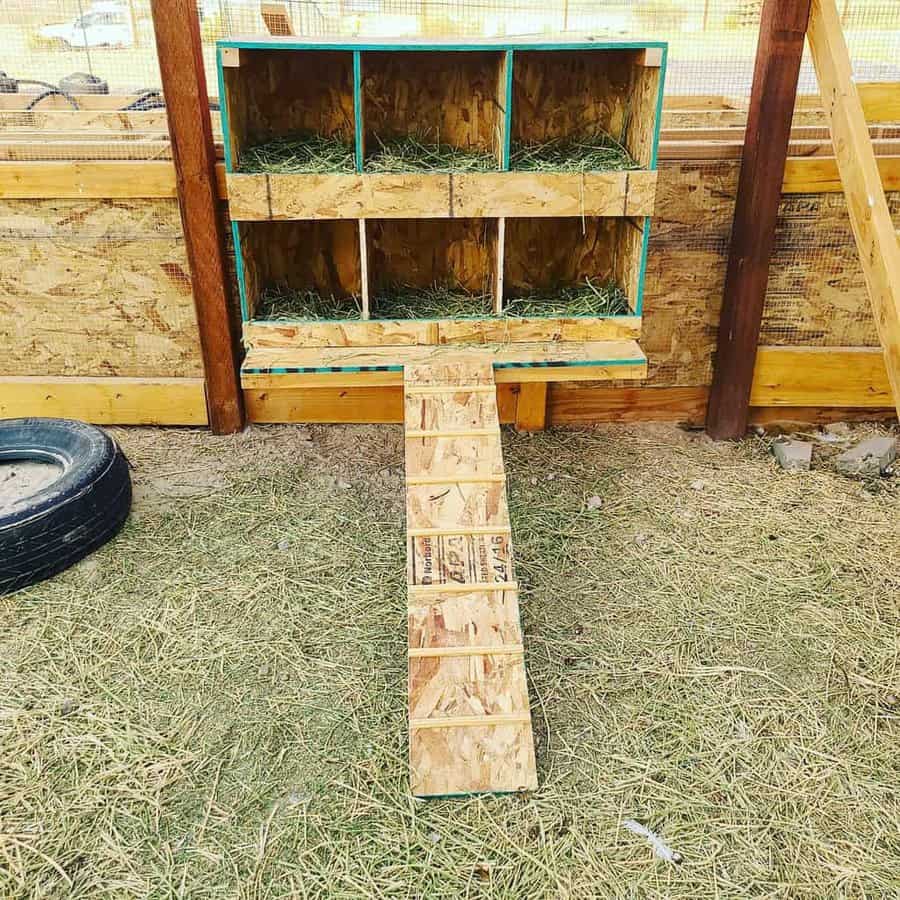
[26, 89, 80, 110]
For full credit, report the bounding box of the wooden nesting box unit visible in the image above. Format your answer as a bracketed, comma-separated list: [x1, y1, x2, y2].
[219, 37, 666, 385]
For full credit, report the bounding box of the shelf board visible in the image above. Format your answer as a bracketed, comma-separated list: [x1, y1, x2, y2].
[243, 314, 642, 348]
[241, 339, 647, 388]
[226, 170, 657, 220]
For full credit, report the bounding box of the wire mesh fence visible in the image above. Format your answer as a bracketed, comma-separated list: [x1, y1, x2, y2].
[0, 0, 897, 371]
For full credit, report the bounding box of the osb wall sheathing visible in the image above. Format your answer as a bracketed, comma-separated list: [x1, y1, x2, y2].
[0, 199, 203, 377]
[2, 164, 893, 387]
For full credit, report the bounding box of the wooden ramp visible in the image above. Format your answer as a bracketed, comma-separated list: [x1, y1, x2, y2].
[404, 358, 538, 796]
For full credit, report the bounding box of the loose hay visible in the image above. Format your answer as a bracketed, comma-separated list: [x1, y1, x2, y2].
[238, 133, 356, 174]
[2, 423, 898, 897]
[373, 284, 493, 319]
[510, 131, 640, 172]
[505, 279, 629, 317]
[365, 134, 497, 173]
[254, 285, 362, 320]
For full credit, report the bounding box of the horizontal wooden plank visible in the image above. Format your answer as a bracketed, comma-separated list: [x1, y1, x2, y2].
[749, 346, 892, 407]
[0, 160, 179, 198]
[661, 137, 900, 161]
[244, 316, 642, 348]
[241, 341, 648, 389]
[549, 385, 709, 425]
[227, 171, 657, 220]
[3, 153, 895, 199]
[244, 383, 519, 423]
[782, 155, 900, 193]
[0, 377, 208, 424]
[0, 139, 173, 162]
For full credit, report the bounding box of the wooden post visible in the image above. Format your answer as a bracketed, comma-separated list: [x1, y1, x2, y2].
[150, 0, 245, 434]
[807, 0, 900, 418]
[705, 0, 812, 440]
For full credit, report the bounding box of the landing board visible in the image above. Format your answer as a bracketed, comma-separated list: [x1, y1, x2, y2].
[404, 359, 538, 796]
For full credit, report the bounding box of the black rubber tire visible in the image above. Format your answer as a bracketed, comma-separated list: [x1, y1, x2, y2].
[0, 418, 131, 595]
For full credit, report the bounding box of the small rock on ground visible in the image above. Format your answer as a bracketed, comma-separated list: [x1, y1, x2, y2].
[835, 436, 897, 478]
[586, 495, 603, 510]
[772, 438, 813, 472]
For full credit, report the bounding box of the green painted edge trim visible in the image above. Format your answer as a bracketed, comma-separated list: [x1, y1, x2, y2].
[246, 313, 641, 326]
[353, 51, 364, 173]
[649, 44, 668, 170]
[232, 221, 249, 322]
[216, 47, 234, 173]
[502, 50, 514, 171]
[635, 216, 651, 317]
[217, 39, 667, 52]
[242, 357, 646, 375]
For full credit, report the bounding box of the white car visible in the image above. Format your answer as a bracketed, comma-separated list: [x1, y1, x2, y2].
[40, 3, 135, 48]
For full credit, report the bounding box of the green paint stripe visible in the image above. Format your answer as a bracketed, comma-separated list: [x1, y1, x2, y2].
[216, 47, 234, 173]
[353, 51, 364, 173]
[503, 50, 514, 171]
[217, 39, 667, 52]
[248, 314, 641, 326]
[243, 357, 645, 376]
[231, 222, 249, 322]
[635, 216, 652, 317]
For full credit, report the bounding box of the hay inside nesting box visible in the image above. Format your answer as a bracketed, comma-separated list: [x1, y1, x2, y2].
[255, 285, 362, 320]
[509, 131, 639, 173]
[238, 133, 356, 174]
[364, 135, 497, 174]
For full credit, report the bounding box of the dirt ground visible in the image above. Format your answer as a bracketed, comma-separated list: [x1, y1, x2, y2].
[1, 421, 899, 898]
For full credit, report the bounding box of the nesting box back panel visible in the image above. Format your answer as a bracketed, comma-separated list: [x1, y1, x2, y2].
[367, 218, 499, 297]
[511, 49, 661, 166]
[238, 219, 363, 316]
[223, 49, 356, 170]
[361, 51, 506, 161]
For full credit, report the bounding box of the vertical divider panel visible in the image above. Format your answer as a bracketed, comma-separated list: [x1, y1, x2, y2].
[353, 51, 365, 173]
[500, 50, 513, 170]
[650, 46, 668, 170]
[359, 218, 371, 319]
[493, 217, 506, 314]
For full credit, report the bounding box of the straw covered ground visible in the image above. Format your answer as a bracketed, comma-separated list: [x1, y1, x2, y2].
[2, 422, 899, 898]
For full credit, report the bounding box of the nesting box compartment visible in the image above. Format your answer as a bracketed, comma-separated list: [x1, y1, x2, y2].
[220, 48, 356, 172]
[220, 37, 665, 357]
[361, 51, 507, 167]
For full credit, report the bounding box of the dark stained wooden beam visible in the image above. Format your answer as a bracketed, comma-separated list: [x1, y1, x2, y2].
[150, 0, 245, 434]
[705, 0, 813, 440]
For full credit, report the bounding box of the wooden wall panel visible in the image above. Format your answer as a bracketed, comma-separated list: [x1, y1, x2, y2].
[0, 199, 203, 377]
[511, 50, 640, 148]
[367, 218, 496, 295]
[504, 217, 618, 293]
[363, 51, 504, 156]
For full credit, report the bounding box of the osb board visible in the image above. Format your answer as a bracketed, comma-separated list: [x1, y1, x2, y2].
[760, 192, 897, 348]
[367, 218, 496, 297]
[404, 359, 537, 796]
[613, 217, 647, 312]
[226, 171, 658, 220]
[362, 51, 504, 157]
[0, 199, 202, 377]
[511, 50, 644, 149]
[625, 64, 662, 167]
[243, 315, 641, 349]
[223, 49, 355, 169]
[639, 160, 738, 387]
[503, 217, 619, 294]
[238, 219, 362, 310]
